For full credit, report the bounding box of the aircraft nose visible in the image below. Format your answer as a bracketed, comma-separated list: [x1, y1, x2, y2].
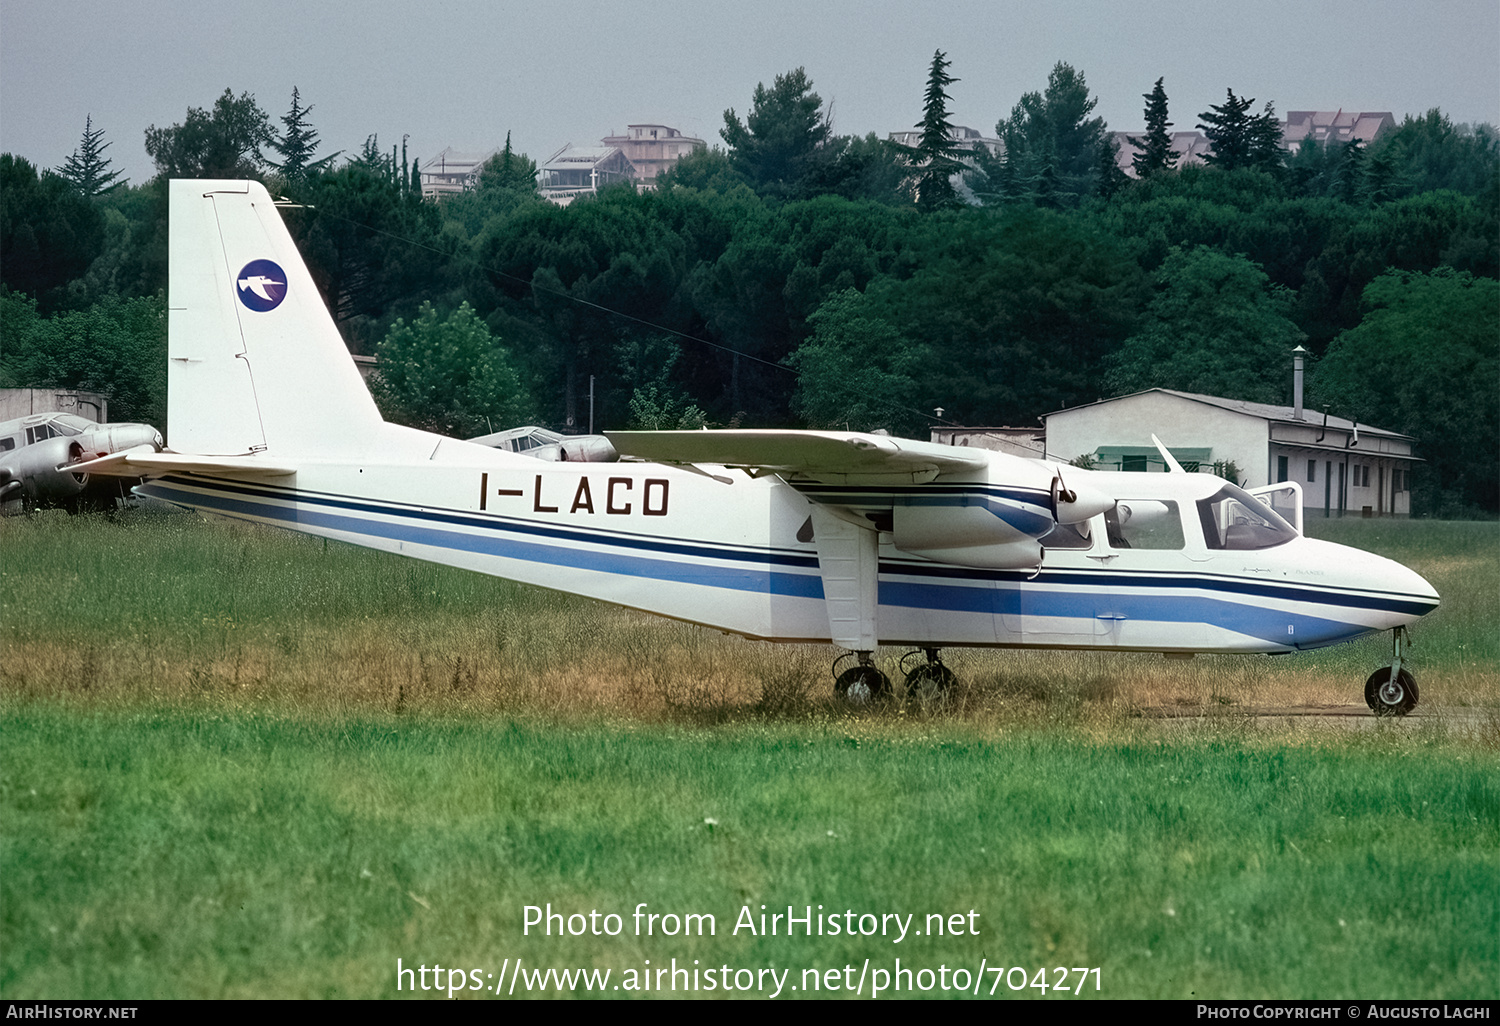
[1351, 544, 1441, 625]
[1386, 554, 1440, 615]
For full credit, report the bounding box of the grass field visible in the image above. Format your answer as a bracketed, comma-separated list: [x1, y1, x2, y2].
[2, 511, 1497, 999]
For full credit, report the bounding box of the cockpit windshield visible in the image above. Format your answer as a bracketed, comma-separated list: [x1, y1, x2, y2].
[1197, 484, 1299, 550]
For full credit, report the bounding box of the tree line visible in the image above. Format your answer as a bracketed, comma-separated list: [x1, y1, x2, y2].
[2, 63, 1496, 516]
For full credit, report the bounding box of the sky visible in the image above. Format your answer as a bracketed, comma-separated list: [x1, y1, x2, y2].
[3, 0, 1497, 187]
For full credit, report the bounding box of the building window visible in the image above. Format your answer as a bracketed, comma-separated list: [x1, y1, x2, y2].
[1121, 455, 1148, 473]
[1277, 455, 1288, 482]
[1307, 460, 1316, 483]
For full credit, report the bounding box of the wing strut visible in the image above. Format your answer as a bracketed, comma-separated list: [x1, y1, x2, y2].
[810, 506, 879, 652]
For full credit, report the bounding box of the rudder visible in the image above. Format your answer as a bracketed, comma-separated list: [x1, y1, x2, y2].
[168, 180, 383, 458]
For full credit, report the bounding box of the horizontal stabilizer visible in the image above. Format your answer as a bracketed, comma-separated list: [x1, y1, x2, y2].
[606, 429, 988, 476]
[63, 447, 297, 479]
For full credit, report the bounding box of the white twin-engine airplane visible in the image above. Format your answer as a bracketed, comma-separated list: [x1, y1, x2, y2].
[75, 181, 1440, 714]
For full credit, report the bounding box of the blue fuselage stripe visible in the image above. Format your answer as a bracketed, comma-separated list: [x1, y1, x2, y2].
[144, 480, 824, 599]
[141, 477, 1426, 648]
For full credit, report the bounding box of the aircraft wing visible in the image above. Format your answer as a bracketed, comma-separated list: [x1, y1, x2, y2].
[63, 446, 298, 479]
[605, 429, 989, 478]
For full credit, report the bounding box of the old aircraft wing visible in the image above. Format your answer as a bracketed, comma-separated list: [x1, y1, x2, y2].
[62, 447, 298, 480]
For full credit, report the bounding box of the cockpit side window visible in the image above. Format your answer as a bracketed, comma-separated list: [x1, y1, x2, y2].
[1197, 485, 1298, 550]
[0, 436, 14, 452]
[1039, 519, 1092, 550]
[1105, 501, 1184, 550]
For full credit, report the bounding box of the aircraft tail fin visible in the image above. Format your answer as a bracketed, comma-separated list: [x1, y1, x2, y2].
[168, 180, 384, 457]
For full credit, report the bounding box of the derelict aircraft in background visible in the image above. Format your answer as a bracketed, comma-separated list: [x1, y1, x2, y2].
[70, 181, 1441, 715]
[1, 412, 161, 514]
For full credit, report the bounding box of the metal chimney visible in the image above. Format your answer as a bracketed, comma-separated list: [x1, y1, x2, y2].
[1292, 345, 1308, 420]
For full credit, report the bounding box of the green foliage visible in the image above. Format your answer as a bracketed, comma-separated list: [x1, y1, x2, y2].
[0, 155, 105, 311]
[1312, 268, 1499, 515]
[868, 208, 1144, 424]
[143, 88, 274, 180]
[788, 287, 926, 433]
[615, 334, 706, 430]
[626, 383, 707, 430]
[798, 134, 909, 204]
[0, 290, 166, 425]
[1212, 459, 1243, 487]
[55, 115, 125, 196]
[720, 68, 833, 197]
[1367, 110, 1500, 199]
[1196, 90, 1283, 174]
[655, 145, 742, 194]
[1129, 78, 1179, 178]
[476, 133, 538, 194]
[268, 87, 337, 186]
[1103, 246, 1305, 402]
[285, 164, 451, 350]
[993, 62, 1111, 207]
[905, 50, 967, 211]
[371, 301, 529, 436]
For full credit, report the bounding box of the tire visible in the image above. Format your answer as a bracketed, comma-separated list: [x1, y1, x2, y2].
[834, 665, 891, 704]
[904, 663, 958, 697]
[1365, 667, 1418, 717]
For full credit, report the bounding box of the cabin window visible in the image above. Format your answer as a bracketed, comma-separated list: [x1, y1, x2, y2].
[1039, 520, 1092, 550]
[1105, 501, 1184, 550]
[1197, 484, 1298, 551]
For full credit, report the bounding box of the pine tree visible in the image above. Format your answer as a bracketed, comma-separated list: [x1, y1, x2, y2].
[270, 87, 336, 184]
[477, 132, 539, 193]
[1128, 78, 1178, 177]
[909, 49, 967, 211]
[56, 115, 125, 196]
[1198, 89, 1284, 173]
[1334, 138, 1366, 204]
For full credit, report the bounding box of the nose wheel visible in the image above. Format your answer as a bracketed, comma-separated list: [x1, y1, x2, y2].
[1365, 627, 1419, 716]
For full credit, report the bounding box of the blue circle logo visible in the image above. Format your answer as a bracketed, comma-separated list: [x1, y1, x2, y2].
[236, 260, 288, 312]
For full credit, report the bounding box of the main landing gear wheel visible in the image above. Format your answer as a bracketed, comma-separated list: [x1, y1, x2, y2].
[832, 653, 890, 705]
[901, 648, 957, 698]
[1365, 667, 1418, 717]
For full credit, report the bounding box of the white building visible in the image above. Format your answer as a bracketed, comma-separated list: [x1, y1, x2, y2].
[1044, 388, 1417, 518]
[419, 148, 498, 198]
[538, 144, 635, 205]
[601, 125, 706, 186]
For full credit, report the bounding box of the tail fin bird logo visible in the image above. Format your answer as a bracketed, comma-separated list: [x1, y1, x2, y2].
[236, 260, 288, 311]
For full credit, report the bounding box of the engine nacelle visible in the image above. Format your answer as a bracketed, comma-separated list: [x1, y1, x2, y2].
[891, 503, 1046, 569]
[4, 437, 88, 504]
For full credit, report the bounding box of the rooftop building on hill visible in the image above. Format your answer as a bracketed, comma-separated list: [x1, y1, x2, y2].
[601, 125, 706, 186]
[419, 147, 498, 198]
[538, 144, 635, 205]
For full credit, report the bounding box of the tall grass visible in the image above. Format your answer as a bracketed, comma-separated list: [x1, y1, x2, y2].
[2, 511, 1496, 719]
[2, 512, 1496, 999]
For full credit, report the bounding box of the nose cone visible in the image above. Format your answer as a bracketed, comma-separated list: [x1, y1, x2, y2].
[1056, 478, 1116, 524]
[1301, 538, 1440, 629]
